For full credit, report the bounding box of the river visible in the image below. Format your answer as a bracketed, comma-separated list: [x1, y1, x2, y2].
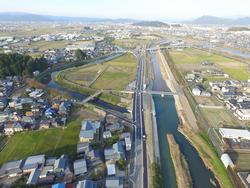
[150, 52, 219, 188]
[218, 47, 250, 59]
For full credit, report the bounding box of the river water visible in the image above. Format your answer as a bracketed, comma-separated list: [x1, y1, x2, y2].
[220, 48, 250, 59]
[150, 52, 219, 188]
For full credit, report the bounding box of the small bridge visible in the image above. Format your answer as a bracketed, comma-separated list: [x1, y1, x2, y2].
[79, 90, 103, 104]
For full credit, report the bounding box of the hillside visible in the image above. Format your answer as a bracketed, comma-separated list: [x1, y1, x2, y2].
[189, 16, 250, 25]
[0, 12, 138, 23]
[133, 21, 169, 27]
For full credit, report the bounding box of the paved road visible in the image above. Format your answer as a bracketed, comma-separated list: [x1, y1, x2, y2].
[130, 50, 148, 188]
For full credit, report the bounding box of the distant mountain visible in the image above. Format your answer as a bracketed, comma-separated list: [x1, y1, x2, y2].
[0, 12, 138, 23]
[133, 21, 169, 27]
[235, 17, 250, 25]
[188, 16, 250, 25]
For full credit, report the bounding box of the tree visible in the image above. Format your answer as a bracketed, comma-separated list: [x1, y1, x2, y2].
[75, 49, 87, 61]
[116, 159, 126, 171]
[0, 53, 48, 78]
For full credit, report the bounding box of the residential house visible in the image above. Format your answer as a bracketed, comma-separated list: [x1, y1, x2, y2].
[22, 116, 35, 124]
[106, 162, 116, 176]
[235, 109, 250, 121]
[45, 108, 56, 119]
[22, 155, 45, 173]
[13, 122, 24, 132]
[106, 177, 123, 188]
[79, 120, 100, 142]
[54, 155, 67, 174]
[0, 98, 7, 110]
[104, 141, 125, 161]
[26, 168, 41, 185]
[73, 159, 87, 176]
[52, 183, 66, 188]
[29, 89, 44, 98]
[0, 112, 9, 122]
[39, 119, 50, 129]
[58, 101, 71, 115]
[76, 180, 98, 188]
[88, 149, 104, 167]
[105, 123, 124, 133]
[0, 160, 23, 178]
[192, 86, 202, 96]
[4, 122, 14, 135]
[77, 142, 91, 156]
[39, 166, 54, 179]
[103, 131, 112, 139]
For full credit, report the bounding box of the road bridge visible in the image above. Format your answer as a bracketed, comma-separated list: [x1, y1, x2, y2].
[103, 89, 178, 96]
[147, 46, 190, 51]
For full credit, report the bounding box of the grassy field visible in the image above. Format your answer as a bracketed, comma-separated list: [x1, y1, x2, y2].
[170, 48, 237, 64]
[169, 48, 249, 80]
[200, 108, 243, 127]
[91, 53, 137, 90]
[0, 119, 81, 165]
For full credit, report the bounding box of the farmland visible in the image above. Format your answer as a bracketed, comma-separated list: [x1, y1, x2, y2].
[60, 52, 137, 91]
[169, 48, 249, 80]
[91, 53, 137, 90]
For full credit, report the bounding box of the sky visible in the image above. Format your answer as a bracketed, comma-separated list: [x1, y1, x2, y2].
[0, 0, 249, 20]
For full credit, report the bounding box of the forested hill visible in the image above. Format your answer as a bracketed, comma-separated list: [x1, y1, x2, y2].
[0, 53, 48, 78]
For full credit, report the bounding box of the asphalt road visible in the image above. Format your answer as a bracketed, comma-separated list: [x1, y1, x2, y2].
[130, 50, 148, 188]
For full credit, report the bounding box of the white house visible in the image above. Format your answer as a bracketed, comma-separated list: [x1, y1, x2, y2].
[235, 109, 250, 121]
[192, 87, 202, 96]
[220, 153, 234, 168]
[219, 128, 250, 140]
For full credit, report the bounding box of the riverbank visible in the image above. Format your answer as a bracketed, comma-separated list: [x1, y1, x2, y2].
[167, 134, 192, 188]
[179, 126, 234, 188]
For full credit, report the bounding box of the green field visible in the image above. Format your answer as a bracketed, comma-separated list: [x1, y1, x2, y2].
[169, 48, 249, 80]
[170, 48, 237, 64]
[222, 65, 249, 81]
[91, 53, 137, 90]
[0, 119, 81, 165]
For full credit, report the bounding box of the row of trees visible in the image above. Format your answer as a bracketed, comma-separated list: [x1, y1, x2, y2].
[0, 53, 48, 78]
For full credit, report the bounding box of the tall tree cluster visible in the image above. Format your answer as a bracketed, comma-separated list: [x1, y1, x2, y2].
[0, 53, 48, 77]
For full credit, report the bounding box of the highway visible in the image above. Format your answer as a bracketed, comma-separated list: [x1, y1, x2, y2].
[129, 50, 148, 188]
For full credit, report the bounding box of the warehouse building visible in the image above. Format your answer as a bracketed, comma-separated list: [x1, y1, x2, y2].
[219, 128, 250, 140]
